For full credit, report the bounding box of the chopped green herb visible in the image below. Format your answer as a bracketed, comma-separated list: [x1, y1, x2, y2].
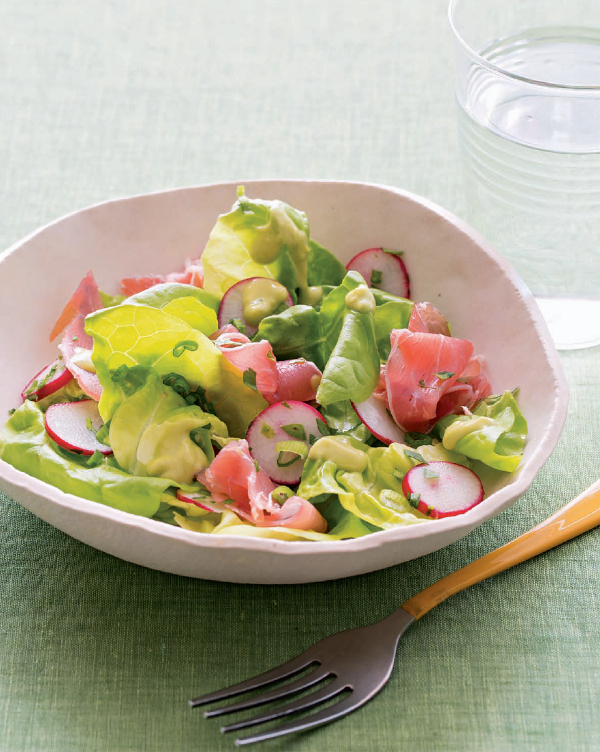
[404, 431, 434, 448]
[275, 440, 307, 467]
[253, 458, 260, 473]
[418, 379, 426, 388]
[72, 336, 79, 342]
[243, 368, 258, 391]
[423, 466, 440, 479]
[392, 469, 405, 483]
[404, 449, 426, 464]
[281, 401, 292, 409]
[370, 269, 383, 286]
[85, 418, 94, 432]
[308, 433, 318, 445]
[172, 340, 199, 358]
[383, 248, 404, 257]
[407, 492, 421, 509]
[317, 419, 330, 436]
[435, 371, 455, 380]
[272, 486, 293, 504]
[427, 505, 435, 516]
[260, 422, 276, 438]
[86, 450, 104, 468]
[229, 318, 246, 334]
[7, 408, 16, 416]
[280, 423, 307, 441]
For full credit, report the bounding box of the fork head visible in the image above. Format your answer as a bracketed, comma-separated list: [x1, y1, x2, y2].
[190, 607, 415, 745]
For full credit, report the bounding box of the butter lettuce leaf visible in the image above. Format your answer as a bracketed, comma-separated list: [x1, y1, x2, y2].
[109, 366, 228, 485]
[319, 400, 374, 444]
[306, 239, 347, 287]
[298, 436, 430, 528]
[124, 282, 220, 313]
[435, 390, 527, 472]
[201, 191, 309, 298]
[373, 300, 414, 361]
[85, 303, 266, 437]
[316, 308, 380, 406]
[0, 401, 169, 517]
[257, 270, 373, 373]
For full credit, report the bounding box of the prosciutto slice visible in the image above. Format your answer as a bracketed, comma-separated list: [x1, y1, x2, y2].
[119, 257, 204, 296]
[49, 271, 103, 342]
[51, 271, 103, 401]
[273, 359, 322, 403]
[385, 330, 474, 432]
[58, 316, 103, 402]
[196, 440, 327, 531]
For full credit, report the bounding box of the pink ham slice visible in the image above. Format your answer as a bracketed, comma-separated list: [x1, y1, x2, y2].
[58, 315, 103, 402]
[49, 271, 103, 342]
[273, 359, 322, 403]
[213, 338, 279, 404]
[435, 355, 492, 418]
[408, 302, 451, 336]
[385, 330, 474, 433]
[120, 257, 204, 296]
[51, 271, 103, 401]
[196, 440, 327, 531]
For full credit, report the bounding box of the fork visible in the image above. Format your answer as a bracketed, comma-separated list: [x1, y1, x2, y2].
[190, 478, 600, 746]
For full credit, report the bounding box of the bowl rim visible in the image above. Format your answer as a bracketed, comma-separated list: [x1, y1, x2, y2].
[0, 179, 569, 556]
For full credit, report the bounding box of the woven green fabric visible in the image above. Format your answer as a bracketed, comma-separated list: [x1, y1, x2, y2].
[1, 1, 599, 751]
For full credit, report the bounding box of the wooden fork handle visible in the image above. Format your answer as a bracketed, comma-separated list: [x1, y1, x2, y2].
[401, 478, 600, 620]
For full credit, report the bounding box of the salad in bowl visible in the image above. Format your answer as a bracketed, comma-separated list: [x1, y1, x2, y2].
[0, 186, 529, 543]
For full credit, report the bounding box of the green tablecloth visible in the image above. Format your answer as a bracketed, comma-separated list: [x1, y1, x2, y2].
[1, 1, 598, 750]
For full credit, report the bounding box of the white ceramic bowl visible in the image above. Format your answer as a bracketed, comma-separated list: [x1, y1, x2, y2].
[0, 180, 568, 583]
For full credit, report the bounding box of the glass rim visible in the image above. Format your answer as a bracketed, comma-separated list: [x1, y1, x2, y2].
[448, 0, 600, 91]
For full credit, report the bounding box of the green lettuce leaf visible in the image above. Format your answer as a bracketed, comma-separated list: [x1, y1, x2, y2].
[319, 400, 375, 444]
[316, 306, 380, 406]
[297, 435, 430, 529]
[85, 303, 266, 437]
[257, 271, 376, 373]
[435, 391, 527, 472]
[124, 282, 220, 313]
[0, 401, 169, 517]
[201, 189, 310, 298]
[108, 366, 229, 485]
[373, 300, 414, 361]
[306, 239, 347, 287]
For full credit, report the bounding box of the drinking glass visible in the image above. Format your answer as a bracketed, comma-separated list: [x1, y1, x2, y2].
[449, 0, 600, 349]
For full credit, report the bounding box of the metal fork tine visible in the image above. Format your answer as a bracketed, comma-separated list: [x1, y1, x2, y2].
[234, 692, 365, 746]
[221, 679, 347, 733]
[204, 666, 331, 718]
[188, 651, 319, 708]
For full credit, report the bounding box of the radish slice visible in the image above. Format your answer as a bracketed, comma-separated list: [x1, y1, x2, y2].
[176, 489, 230, 513]
[246, 401, 327, 484]
[217, 276, 293, 338]
[44, 401, 113, 456]
[346, 248, 410, 298]
[352, 395, 405, 445]
[21, 358, 74, 402]
[401, 461, 484, 519]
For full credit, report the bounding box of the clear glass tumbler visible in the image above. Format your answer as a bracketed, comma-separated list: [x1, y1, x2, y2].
[449, 0, 600, 349]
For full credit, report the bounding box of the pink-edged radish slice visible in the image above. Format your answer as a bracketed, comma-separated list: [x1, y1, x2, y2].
[246, 400, 328, 485]
[21, 358, 74, 402]
[175, 489, 230, 514]
[352, 394, 405, 445]
[217, 276, 293, 338]
[402, 461, 484, 519]
[44, 400, 113, 456]
[346, 247, 410, 298]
